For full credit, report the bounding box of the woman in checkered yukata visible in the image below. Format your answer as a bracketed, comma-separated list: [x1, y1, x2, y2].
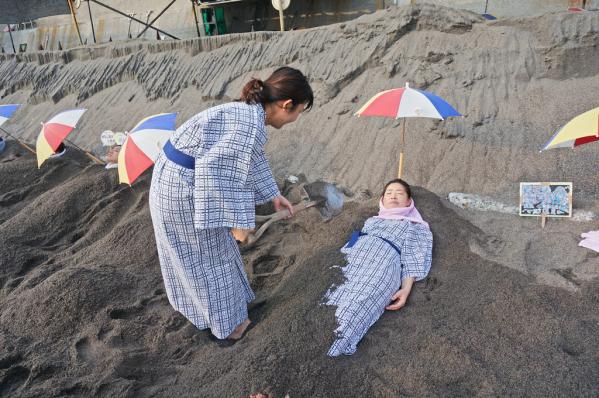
[326, 179, 433, 356]
[149, 67, 313, 340]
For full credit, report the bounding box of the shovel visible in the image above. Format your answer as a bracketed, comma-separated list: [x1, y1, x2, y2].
[244, 181, 344, 247]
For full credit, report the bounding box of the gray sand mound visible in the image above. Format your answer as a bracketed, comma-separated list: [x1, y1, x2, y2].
[2, 4, 599, 199]
[0, 145, 597, 397]
[1, 3, 599, 396]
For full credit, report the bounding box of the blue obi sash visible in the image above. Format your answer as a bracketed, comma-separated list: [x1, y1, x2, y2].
[345, 230, 402, 259]
[164, 140, 195, 169]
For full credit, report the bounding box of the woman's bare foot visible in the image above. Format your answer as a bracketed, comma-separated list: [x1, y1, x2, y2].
[227, 319, 251, 340]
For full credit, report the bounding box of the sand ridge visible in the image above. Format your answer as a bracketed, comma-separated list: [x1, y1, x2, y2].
[1, 4, 599, 197]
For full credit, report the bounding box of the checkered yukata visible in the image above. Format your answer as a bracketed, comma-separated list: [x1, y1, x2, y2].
[325, 217, 433, 356]
[149, 102, 280, 339]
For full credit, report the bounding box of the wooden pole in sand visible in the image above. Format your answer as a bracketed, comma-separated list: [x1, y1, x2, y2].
[66, 0, 84, 45]
[398, 118, 406, 178]
[0, 127, 36, 154]
[277, 0, 285, 31]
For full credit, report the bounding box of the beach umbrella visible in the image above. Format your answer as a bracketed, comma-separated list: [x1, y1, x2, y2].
[355, 82, 461, 178]
[541, 107, 599, 151]
[482, 0, 497, 20]
[0, 104, 20, 127]
[0, 104, 36, 154]
[36, 109, 87, 168]
[118, 112, 177, 185]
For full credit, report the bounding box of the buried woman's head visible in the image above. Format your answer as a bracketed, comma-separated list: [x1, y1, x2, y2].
[381, 179, 411, 209]
[240, 67, 314, 129]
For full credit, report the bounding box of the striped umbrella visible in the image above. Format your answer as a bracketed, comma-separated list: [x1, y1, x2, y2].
[36, 109, 87, 168]
[356, 82, 461, 177]
[0, 104, 20, 127]
[0, 104, 22, 153]
[118, 112, 177, 185]
[541, 107, 599, 151]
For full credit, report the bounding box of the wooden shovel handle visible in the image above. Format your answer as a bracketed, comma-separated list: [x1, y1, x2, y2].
[17, 140, 36, 155]
[80, 150, 105, 165]
[246, 200, 320, 246]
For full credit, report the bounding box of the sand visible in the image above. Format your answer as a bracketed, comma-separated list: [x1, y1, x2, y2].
[1, 3, 599, 397]
[0, 143, 597, 397]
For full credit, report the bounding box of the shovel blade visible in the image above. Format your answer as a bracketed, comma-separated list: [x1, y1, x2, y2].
[303, 181, 344, 220]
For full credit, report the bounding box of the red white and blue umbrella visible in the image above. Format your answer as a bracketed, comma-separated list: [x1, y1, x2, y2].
[0, 104, 38, 155]
[0, 104, 20, 153]
[356, 82, 461, 177]
[118, 112, 177, 185]
[36, 109, 87, 168]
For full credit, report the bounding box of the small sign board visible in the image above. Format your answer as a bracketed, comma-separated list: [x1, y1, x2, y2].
[100, 130, 115, 146]
[519, 182, 572, 218]
[101, 131, 127, 146]
[113, 132, 127, 146]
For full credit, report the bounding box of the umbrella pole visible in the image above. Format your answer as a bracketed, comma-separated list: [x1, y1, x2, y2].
[398, 118, 406, 178]
[0, 126, 36, 154]
[64, 139, 106, 164]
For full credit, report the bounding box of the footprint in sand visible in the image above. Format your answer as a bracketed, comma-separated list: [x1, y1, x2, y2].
[422, 276, 441, 301]
[469, 235, 506, 259]
[251, 254, 282, 276]
[108, 291, 171, 321]
[74, 336, 111, 365]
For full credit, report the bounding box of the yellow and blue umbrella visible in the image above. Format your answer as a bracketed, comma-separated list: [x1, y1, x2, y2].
[118, 112, 177, 185]
[541, 107, 599, 150]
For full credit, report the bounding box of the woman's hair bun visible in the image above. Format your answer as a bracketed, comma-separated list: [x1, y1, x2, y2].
[241, 78, 265, 104]
[239, 67, 313, 110]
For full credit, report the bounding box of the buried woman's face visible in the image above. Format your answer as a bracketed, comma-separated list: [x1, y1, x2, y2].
[382, 183, 410, 209]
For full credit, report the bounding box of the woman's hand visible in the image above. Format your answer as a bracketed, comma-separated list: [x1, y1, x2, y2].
[385, 277, 415, 311]
[273, 195, 294, 218]
[231, 228, 252, 243]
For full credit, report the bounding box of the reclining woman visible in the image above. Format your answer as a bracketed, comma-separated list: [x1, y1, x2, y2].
[325, 178, 433, 356]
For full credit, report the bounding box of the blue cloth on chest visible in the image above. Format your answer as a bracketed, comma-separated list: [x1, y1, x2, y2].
[345, 230, 402, 261]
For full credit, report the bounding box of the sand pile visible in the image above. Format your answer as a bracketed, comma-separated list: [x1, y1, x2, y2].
[1, 4, 599, 199]
[0, 143, 598, 397]
[1, 3, 599, 397]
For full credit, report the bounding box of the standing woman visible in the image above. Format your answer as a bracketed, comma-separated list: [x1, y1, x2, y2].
[150, 67, 313, 340]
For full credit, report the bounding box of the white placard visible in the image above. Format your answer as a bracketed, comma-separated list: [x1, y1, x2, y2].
[100, 130, 115, 146]
[113, 132, 127, 146]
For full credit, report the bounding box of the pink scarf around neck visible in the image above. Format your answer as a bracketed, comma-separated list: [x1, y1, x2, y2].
[375, 198, 429, 228]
